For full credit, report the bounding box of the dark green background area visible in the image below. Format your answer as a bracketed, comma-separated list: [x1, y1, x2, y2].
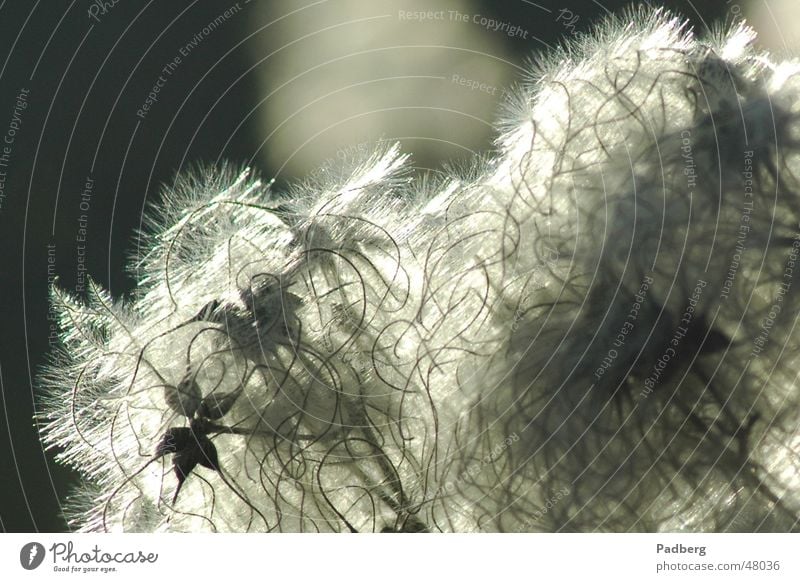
[0, 0, 732, 532]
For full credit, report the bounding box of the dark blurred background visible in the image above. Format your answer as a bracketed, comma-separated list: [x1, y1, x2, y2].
[0, 0, 786, 531]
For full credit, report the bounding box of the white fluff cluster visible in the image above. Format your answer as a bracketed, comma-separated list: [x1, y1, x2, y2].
[40, 8, 800, 532]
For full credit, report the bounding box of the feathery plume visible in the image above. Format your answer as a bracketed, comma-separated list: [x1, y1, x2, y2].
[40, 7, 800, 532]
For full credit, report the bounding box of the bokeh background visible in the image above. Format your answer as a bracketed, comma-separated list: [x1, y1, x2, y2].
[0, 0, 795, 532]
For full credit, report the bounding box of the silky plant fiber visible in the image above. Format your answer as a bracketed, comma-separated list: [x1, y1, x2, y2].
[38, 7, 800, 532]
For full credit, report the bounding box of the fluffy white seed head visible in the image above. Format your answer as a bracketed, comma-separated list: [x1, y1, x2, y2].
[40, 7, 800, 532]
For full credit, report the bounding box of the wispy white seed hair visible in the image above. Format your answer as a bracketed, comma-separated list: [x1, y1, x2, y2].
[40, 7, 800, 532]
